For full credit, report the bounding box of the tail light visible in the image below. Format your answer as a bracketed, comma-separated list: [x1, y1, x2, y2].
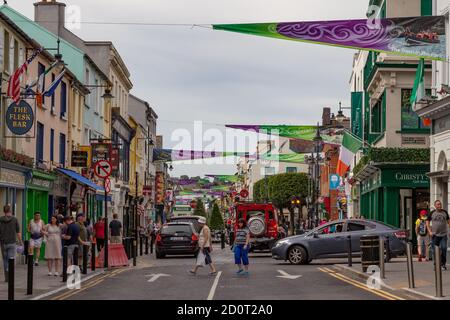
[191, 234, 199, 242]
[394, 230, 408, 239]
[156, 234, 162, 243]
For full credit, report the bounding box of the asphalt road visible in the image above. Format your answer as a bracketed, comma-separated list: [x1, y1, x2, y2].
[46, 245, 413, 300]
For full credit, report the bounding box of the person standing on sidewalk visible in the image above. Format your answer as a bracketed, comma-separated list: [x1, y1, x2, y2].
[415, 210, 430, 262]
[93, 218, 105, 252]
[62, 216, 80, 267]
[28, 212, 45, 266]
[427, 200, 450, 270]
[0, 205, 22, 282]
[43, 216, 62, 276]
[233, 218, 250, 276]
[76, 214, 89, 266]
[190, 217, 217, 276]
[109, 214, 123, 244]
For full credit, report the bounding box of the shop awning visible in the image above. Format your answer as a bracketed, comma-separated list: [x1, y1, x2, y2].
[56, 168, 104, 192]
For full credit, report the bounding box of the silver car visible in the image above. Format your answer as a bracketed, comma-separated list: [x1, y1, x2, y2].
[271, 219, 407, 265]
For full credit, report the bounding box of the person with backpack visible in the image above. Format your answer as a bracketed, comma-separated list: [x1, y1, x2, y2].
[415, 210, 430, 262]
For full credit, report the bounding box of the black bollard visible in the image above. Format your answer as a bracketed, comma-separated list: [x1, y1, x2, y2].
[8, 258, 14, 301]
[73, 246, 79, 267]
[221, 231, 225, 250]
[347, 235, 352, 267]
[82, 245, 89, 275]
[145, 236, 149, 255]
[133, 237, 137, 267]
[406, 241, 415, 289]
[385, 237, 391, 262]
[140, 236, 143, 256]
[24, 240, 29, 264]
[27, 254, 34, 295]
[91, 243, 96, 271]
[62, 246, 68, 283]
[434, 245, 443, 297]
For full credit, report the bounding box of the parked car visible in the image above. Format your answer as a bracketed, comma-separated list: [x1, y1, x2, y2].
[169, 215, 203, 233]
[233, 202, 279, 252]
[271, 219, 407, 265]
[155, 222, 199, 259]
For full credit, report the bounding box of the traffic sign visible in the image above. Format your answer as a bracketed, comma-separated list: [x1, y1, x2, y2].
[105, 178, 111, 193]
[94, 160, 112, 179]
[240, 189, 249, 198]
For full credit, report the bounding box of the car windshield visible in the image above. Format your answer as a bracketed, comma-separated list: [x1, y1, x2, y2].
[161, 225, 192, 235]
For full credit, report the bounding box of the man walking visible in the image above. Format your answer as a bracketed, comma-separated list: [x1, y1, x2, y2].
[93, 218, 105, 252]
[109, 214, 123, 244]
[0, 205, 21, 282]
[427, 200, 450, 270]
[62, 216, 80, 267]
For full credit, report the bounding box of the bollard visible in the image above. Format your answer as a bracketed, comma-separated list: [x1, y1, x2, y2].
[133, 237, 137, 267]
[434, 245, 443, 298]
[62, 246, 68, 283]
[379, 236, 385, 279]
[27, 254, 34, 295]
[385, 237, 391, 262]
[406, 241, 415, 289]
[82, 245, 89, 275]
[140, 236, 143, 256]
[221, 231, 225, 250]
[145, 236, 149, 255]
[91, 243, 96, 271]
[347, 235, 352, 267]
[73, 246, 79, 267]
[8, 258, 14, 300]
[24, 240, 29, 264]
[150, 235, 154, 254]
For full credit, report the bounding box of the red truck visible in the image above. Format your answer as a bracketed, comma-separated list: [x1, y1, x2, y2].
[232, 202, 279, 252]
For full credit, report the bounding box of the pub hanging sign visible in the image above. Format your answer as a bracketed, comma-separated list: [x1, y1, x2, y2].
[6, 100, 34, 135]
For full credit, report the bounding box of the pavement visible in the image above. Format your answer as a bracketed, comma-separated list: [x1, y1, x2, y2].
[34, 245, 420, 301]
[334, 256, 450, 300]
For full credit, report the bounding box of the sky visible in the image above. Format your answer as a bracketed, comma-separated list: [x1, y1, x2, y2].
[9, 0, 368, 177]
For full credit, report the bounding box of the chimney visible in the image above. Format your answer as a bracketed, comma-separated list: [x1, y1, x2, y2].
[322, 107, 331, 126]
[34, 0, 66, 35]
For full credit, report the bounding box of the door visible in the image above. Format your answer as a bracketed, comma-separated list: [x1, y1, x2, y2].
[346, 221, 376, 254]
[308, 222, 347, 258]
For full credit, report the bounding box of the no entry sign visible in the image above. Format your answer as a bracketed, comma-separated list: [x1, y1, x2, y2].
[94, 160, 112, 179]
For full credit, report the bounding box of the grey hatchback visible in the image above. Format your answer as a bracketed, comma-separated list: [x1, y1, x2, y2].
[271, 219, 407, 265]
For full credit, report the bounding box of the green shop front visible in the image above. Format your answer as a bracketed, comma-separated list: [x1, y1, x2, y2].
[357, 164, 430, 239]
[26, 170, 56, 225]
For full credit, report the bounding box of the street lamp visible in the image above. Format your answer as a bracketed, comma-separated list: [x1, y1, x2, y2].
[335, 102, 351, 123]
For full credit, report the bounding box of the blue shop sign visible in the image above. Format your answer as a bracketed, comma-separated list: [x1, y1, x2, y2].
[329, 174, 341, 190]
[6, 100, 34, 135]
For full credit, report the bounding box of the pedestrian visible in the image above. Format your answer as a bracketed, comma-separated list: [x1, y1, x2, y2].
[233, 218, 250, 276]
[147, 219, 156, 253]
[190, 217, 217, 276]
[427, 200, 450, 270]
[0, 205, 22, 282]
[76, 214, 89, 266]
[28, 212, 45, 266]
[42, 216, 62, 276]
[61, 216, 80, 267]
[109, 213, 123, 244]
[93, 218, 106, 252]
[415, 209, 430, 262]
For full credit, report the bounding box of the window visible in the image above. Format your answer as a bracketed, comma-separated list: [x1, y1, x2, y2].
[286, 167, 297, 173]
[13, 39, 18, 70]
[346, 223, 366, 232]
[264, 167, 275, 176]
[371, 100, 382, 133]
[50, 129, 54, 162]
[36, 122, 44, 164]
[401, 89, 431, 130]
[9, 36, 14, 74]
[59, 133, 66, 166]
[60, 81, 67, 118]
[38, 62, 46, 104]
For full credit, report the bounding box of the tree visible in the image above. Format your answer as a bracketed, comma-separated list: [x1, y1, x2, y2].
[193, 198, 206, 217]
[209, 202, 224, 231]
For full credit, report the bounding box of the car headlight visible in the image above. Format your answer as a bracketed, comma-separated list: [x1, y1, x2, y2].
[274, 240, 288, 248]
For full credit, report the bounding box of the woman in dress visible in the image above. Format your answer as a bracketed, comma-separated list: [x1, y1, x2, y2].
[43, 216, 62, 276]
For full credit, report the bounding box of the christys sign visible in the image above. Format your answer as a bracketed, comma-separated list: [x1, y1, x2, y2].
[394, 172, 429, 184]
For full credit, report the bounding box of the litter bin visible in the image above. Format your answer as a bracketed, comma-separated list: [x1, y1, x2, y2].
[360, 235, 380, 272]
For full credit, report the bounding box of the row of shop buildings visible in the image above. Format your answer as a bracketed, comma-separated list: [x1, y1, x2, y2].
[0, 1, 170, 238]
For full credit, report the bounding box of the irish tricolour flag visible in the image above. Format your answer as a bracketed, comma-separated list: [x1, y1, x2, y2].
[336, 131, 363, 177]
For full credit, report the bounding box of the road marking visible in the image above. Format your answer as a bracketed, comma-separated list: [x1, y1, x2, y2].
[318, 267, 405, 301]
[146, 273, 170, 282]
[277, 270, 302, 280]
[207, 271, 222, 301]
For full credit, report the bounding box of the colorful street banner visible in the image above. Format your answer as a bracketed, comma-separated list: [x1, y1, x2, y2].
[226, 125, 344, 144]
[153, 149, 252, 162]
[259, 153, 307, 164]
[214, 16, 446, 60]
[337, 131, 363, 177]
[205, 175, 240, 183]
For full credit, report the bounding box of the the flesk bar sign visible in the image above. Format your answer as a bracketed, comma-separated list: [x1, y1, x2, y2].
[6, 101, 34, 135]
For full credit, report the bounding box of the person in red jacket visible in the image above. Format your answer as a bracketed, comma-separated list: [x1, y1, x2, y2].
[93, 218, 105, 252]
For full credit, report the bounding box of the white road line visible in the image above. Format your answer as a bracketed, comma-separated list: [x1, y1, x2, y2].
[207, 271, 222, 301]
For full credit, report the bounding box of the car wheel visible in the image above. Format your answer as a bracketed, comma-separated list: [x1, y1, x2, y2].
[288, 245, 308, 265]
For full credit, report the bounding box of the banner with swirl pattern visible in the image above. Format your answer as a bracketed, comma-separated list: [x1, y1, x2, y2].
[214, 16, 446, 60]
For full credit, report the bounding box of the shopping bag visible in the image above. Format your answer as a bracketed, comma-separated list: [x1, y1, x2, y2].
[196, 250, 206, 267]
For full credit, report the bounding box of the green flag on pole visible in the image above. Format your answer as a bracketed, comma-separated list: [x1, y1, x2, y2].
[410, 58, 425, 110]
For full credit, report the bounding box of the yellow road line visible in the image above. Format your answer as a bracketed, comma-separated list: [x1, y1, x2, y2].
[318, 267, 404, 301]
[320, 267, 406, 301]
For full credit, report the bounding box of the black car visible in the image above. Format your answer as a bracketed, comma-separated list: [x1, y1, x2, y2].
[155, 222, 199, 259]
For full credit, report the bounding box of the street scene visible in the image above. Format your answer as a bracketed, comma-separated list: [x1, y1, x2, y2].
[1, 0, 450, 305]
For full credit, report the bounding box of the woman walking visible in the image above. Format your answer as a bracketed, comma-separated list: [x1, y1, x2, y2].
[234, 218, 250, 276]
[43, 216, 62, 276]
[190, 217, 217, 275]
